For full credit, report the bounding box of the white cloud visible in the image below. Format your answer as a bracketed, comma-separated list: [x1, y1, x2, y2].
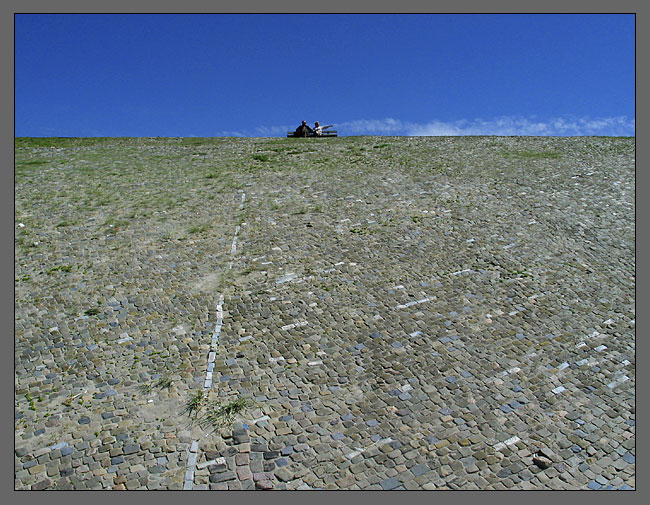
[336, 118, 408, 134]
[218, 130, 249, 137]
[324, 115, 634, 137]
[252, 124, 293, 136]
[403, 115, 635, 137]
[228, 115, 634, 137]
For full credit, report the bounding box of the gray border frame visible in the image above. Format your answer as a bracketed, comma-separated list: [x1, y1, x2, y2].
[5, 2, 641, 505]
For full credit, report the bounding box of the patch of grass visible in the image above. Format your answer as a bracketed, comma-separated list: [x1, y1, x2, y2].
[182, 390, 206, 419]
[17, 159, 49, 166]
[505, 268, 535, 279]
[139, 383, 153, 394]
[16, 137, 115, 148]
[350, 227, 374, 235]
[47, 264, 72, 274]
[188, 223, 211, 235]
[504, 150, 562, 160]
[154, 376, 173, 390]
[217, 268, 236, 291]
[25, 393, 36, 411]
[197, 397, 256, 432]
[269, 146, 294, 154]
[251, 153, 272, 162]
[103, 218, 130, 234]
[179, 137, 223, 146]
[84, 308, 100, 316]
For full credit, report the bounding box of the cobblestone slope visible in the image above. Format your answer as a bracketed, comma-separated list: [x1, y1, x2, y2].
[14, 136, 634, 490]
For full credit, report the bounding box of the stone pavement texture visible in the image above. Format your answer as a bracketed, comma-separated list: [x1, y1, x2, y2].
[14, 136, 634, 490]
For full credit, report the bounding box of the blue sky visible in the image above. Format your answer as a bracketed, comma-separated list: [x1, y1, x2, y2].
[15, 14, 635, 137]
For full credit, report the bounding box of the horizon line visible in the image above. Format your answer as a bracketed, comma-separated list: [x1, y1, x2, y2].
[14, 134, 636, 139]
[17, 115, 635, 139]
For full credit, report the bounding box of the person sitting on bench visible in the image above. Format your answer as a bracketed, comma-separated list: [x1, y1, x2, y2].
[295, 120, 313, 137]
[313, 121, 333, 136]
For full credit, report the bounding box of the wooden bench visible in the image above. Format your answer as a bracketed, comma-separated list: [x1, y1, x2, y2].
[287, 130, 338, 138]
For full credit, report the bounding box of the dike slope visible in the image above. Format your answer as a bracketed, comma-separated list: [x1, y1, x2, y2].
[14, 136, 635, 490]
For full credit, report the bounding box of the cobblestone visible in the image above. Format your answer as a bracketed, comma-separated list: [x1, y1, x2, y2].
[14, 137, 635, 490]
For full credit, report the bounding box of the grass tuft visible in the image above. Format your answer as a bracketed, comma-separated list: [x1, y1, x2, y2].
[504, 150, 562, 160]
[182, 390, 206, 419]
[154, 376, 173, 390]
[139, 383, 153, 394]
[196, 397, 256, 432]
[188, 223, 211, 234]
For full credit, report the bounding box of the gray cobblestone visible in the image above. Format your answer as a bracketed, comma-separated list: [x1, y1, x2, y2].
[14, 137, 635, 490]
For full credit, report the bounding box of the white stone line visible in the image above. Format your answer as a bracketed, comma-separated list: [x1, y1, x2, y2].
[395, 296, 435, 310]
[281, 320, 308, 331]
[204, 293, 226, 389]
[607, 372, 630, 389]
[493, 436, 521, 452]
[345, 437, 394, 460]
[230, 225, 241, 256]
[117, 333, 132, 344]
[226, 222, 242, 270]
[31, 441, 71, 457]
[196, 457, 226, 470]
[276, 273, 299, 284]
[182, 440, 200, 490]
[184, 194, 245, 491]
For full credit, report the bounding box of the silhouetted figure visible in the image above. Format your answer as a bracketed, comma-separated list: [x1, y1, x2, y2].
[295, 120, 313, 137]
